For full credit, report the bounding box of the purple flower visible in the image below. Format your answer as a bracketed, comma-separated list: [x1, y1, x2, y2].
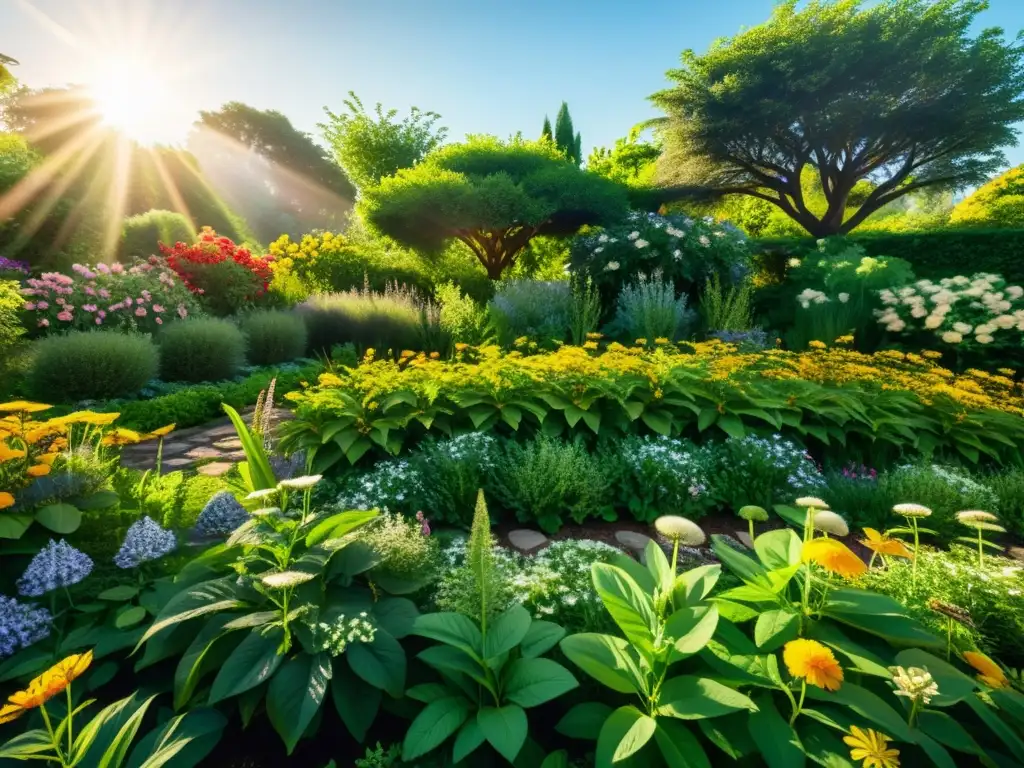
[0, 596, 51, 658]
[415, 511, 431, 537]
[194, 492, 249, 536]
[17, 540, 94, 597]
[114, 517, 177, 568]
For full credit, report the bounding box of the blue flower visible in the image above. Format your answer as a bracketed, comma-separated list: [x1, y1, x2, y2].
[17, 540, 93, 597]
[114, 517, 177, 568]
[194, 492, 250, 536]
[0, 595, 51, 658]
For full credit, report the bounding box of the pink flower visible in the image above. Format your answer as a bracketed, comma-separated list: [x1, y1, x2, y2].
[23, 302, 36, 311]
[37, 301, 49, 310]
[142, 290, 151, 299]
[56, 297, 66, 305]
[95, 317, 103, 325]
[38, 318, 49, 327]
[97, 263, 111, 274]
[98, 289, 110, 299]
[97, 310, 106, 319]
[155, 317, 163, 325]
[57, 310, 73, 322]
[152, 304, 165, 313]
[84, 286, 96, 296]
[135, 307, 147, 317]
[136, 297, 145, 305]
[111, 263, 124, 274]
[415, 511, 431, 537]
[177, 305, 188, 319]
[82, 304, 97, 312]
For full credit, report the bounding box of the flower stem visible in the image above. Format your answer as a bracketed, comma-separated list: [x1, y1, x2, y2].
[66, 686, 73, 758]
[748, 519, 755, 545]
[789, 681, 806, 726]
[911, 517, 920, 586]
[946, 616, 953, 661]
[977, 529, 984, 568]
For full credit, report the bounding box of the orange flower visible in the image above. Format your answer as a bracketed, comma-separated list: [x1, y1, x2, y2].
[0, 444, 26, 463]
[26, 464, 51, 478]
[36, 453, 59, 466]
[803, 538, 868, 578]
[0, 492, 13, 510]
[859, 528, 913, 559]
[47, 651, 92, 688]
[0, 651, 92, 724]
[784, 638, 844, 691]
[101, 428, 144, 446]
[964, 651, 1009, 689]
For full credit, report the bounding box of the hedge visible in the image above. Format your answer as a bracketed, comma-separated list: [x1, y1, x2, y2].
[753, 228, 1024, 285]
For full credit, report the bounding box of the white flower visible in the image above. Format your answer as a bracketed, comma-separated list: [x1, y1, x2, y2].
[974, 323, 996, 335]
[788, 258, 802, 268]
[673, 249, 682, 259]
[952, 322, 973, 334]
[924, 315, 944, 330]
[886, 320, 906, 332]
[634, 239, 649, 249]
[278, 475, 323, 491]
[941, 331, 963, 344]
[627, 231, 640, 240]
[699, 235, 711, 247]
[1006, 285, 1023, 299]
[593, 246, 604, 254]
[994, 314, 1017, 329]
[598, 234, 609, 243]
[910, 306, 927, 318]
[261, 571, 316, 588]
[838, 292, 850, 304]
[247, 488, 279, 501]
[603, 261, 620, 272]
[977, 334, 995, 344]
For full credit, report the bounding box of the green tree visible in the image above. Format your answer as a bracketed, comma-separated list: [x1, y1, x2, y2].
[950, 164, 1024, 227]
[587, 126, 661, 186]
[359, 135, 628, 279]
[320, 92, 447, 190]
[540, 115, 553, 142]
[0, 53, 17, 95]
[553, 101, 582, 165]
[651, 0, 1024, 237]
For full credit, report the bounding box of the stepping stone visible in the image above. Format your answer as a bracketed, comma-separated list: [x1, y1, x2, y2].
[185, 446, 223, 460]
[203, 424, 239, 439]
[615, 530, 654, 560]
[508, 529, 548, 552]
[197, 461, 234, 477]
[160, 457, 193, 470]
[214, 438, 243, 450]
[158, 441, 193, 455]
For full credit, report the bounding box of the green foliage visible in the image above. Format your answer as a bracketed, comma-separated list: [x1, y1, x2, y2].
[359, 135, 630, 279]
[987, 467, 1024, 539]
[436, 281, 492, 346]
[0, 279, 26, 377]
[568, 277, 602, 345]
[121, 209, 194, 258]
[493, 437, 611, 533]
[553, 101, 582, 165]
[237, 310, 308, 365]
[608, 271, 693, 342]
[157, 318, 247, 383]
[320, 92, 448, 190]
[27, 330, 158, 402]
[951, 164, 1024, 228]
[652, 0, 1024, 236]
[353, 511, 442, 595]
[488, 280, 570, 346]
[297, 284, 438, 355]
[587, 127, 660, 187]
[708, 434, 825, 512]
[861, 545, 1024, 668]
[700, 272, 754, 332]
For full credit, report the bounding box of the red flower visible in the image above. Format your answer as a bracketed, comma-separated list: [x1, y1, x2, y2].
[159, 227, 273, 297]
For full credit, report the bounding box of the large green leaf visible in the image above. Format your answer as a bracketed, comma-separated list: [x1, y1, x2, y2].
[656, 676, 757, 719]
[503, 658, 578, 708]
[418, 645, 490, 690]
[711, 535, 768, 585]
[330, 659, 380, 742]
[823, 589, 942, 648]
[754, 529, 802, 570]
[654, 720, 711, 768]
[136, 578, 246, 649]
[483, 605, 531, 660]
[413, 612, 483, 659]
[754, 610, 800, 652]
[35, 503, 82, 534]
[304, 509, 379, 547]
[402, 697, 471, 762]
[797, 720, 855, 768]
[964, 693, 1024, 757]
[747, 695, 805, 768]
[560, 633, 642, 694]
[665, 604, 719, 660]
[644, 539, 674, 595]
[591, 563, 656, 655]
[266, 652, 331, 754]
[478, 705, 528, 764]
[453, 719, 486, 763]
[519, 620, 565, 659]
[0, 730, 58, 759]
[556, 702, 613, 741]
[697, 713, 757, 759]
[173, 614, 239, 710]
[805, 682, 914, 742]
[916, 711, 990, 763]
[596, 706, 656, 767]
[0, 513, 33, 539]
[208, 629, 283, 704]
[806, 623, 891, 679]
[347, 627, 406, 697]
[127, 708, 227, 768]
[673, 565, 721, 607]
[372, 598, 419, 640]
[223, 404, 277, 490]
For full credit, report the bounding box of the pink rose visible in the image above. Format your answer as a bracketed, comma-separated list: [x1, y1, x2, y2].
[111, 263, 124, 274]
[136, 297, 145, 305]
[152, 304, 164, 313]
[23, 302, 36, 311]
[57, 310, 73, 322]
[38, 318, 49, 327]
[83, 304, 97, 312]
[135, 307, 147, 317]
[37, 301, 49, 310]
[155, 317, 163, 325]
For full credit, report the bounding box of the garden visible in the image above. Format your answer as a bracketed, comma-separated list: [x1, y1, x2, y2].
[3, 1, 1024, 766]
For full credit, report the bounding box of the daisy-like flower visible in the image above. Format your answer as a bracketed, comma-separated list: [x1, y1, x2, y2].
[955, 510, 999, 525]
[893, 503, 931, 518]
[261, 571, 316, 589]
[653, 515, 706, 546]
[843, 726, 900, 768]
[802, 538, 867, 578]
[278, 474, 322, 491]
[859, 529, 912, 559]
[963, 651, 1009, 689]
[246, 488, 280, 502]
[795, 496, 829, 509]
[889, 666, 938, 705]
[813, 510, 849, 537]
[0, 650, 92, 724]
[783, 638, 844, 691]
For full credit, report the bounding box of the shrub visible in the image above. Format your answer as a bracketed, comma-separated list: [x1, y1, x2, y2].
[27, 330, 158, 401]
[707, 434, 825, 511]
[412, 434, 498, 527]
[0, 279, 26, 373]
[987, 467, 1024, 539]
[492, 436, 610, 532]
[605, 435, 715, 522]
[567, 277, 601, 345]
[569, 210, 751, 313]
[20, 258, 200, 337]
[950, 164, 1024, 228]
[487, 279, 570, 346]
[160, 227, 273, 315]
[237, 310, 308, 365]
[121, 209, 194, 258]
[157, 317, 247, 383]
[353, 511, 442, 593]
[607, 270, 693, 342]
[700, 272, 754, 332]
[296, 284, 436, 355]
[435, 282, 491, 346]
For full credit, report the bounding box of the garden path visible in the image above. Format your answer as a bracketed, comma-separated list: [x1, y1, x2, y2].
[118, 407, 291, 476]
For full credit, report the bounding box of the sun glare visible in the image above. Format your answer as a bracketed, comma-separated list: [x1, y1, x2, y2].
[86, 55, 180, 145]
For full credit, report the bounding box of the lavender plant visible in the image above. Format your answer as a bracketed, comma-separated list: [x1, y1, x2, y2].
[16, 540, 94, 597]
[113, 516, 177, 568]
[194, 491, 250, 536]
[0, 595, 51, 658]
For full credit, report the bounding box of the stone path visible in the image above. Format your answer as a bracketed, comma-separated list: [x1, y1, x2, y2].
[119, 407, 290, 476]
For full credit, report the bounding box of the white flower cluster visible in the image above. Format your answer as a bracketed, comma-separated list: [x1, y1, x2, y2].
[312, 612, 376, 656]
[723, 434, 825, 492]
[336, 458, 423, 511]
[621, 435, 709, 500]
[876, 273, 1024, 344]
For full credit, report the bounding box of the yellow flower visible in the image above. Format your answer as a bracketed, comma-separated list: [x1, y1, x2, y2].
[318, 373, 344, 387]
[963, 651, 1009, 689]
[0, 444, 26, 463]
[634, 338, 648, 346]
[802, 538, 867, 578]
[783, 638, 844, 691]
[922, 350, 943, 360]
[583, 341, 598, 350]
[101, 428, 144, 446]
[147, 423, 176, 438]
[454, 343, 469, 352]
[997, 367, 1015, 377]
[835, 335, 854, 345]
[53, 411, 120, 427]
[0, 401, 52, 414]
[0, 492, 14, 510]
[0, 651, 93, 724]
[429, 352, 440, 360]
[808, 340, 827, 350]
[859, 528, 913, 559]
[26, 464, 51, 478]
[843, 726, 900, 768]
[654, 337, 669, 345]
[36, 453, 59, 466]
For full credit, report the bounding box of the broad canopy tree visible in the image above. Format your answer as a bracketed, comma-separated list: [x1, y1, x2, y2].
[360, 136, 628, 279]
[651, 0, 1024, 237]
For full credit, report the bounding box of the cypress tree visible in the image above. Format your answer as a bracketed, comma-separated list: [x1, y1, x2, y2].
[554, 102, 581, 164]
[541, 116, 553, 142]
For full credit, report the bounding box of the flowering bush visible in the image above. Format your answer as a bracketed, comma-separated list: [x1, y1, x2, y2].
[0, 595, 51, 658]
[708, 433, 825, 510]
[112, 516, 177, 568]
[877, 272, 1024, 350]
[16, 539, 93, 596]
[606, 435, 714, 521]
[160, 227, 273, 315]
[569, 211, 750, 311]
[19, 257, 198, 335]
[194, 490, 249, 536]
[0, 256, 29, 280]
[488, 279, 570, 347]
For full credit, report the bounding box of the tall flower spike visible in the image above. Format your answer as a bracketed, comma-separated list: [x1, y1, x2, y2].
[17, 540, 94, 597]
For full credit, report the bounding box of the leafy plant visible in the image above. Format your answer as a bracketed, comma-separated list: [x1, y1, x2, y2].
[701, 272, 754, 332]
[568, 277, 602, 345]
[436, 282, 492, 347]
[402, 491, 579, 764]
[488, 280, 571, 347]
[607, 270, 694, 343]
[238, 310, 308, 366]
[604, 435, 715, 522]
[27, 331, 159, 402]
[157, 318, 247, 384]
[708, 434, 825, 511]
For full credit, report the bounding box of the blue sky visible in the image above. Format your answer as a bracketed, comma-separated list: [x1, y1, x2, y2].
[5, 0, 1024, 166]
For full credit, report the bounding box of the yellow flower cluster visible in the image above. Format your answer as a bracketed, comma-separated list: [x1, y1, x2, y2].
[267, 231, 345, 279]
